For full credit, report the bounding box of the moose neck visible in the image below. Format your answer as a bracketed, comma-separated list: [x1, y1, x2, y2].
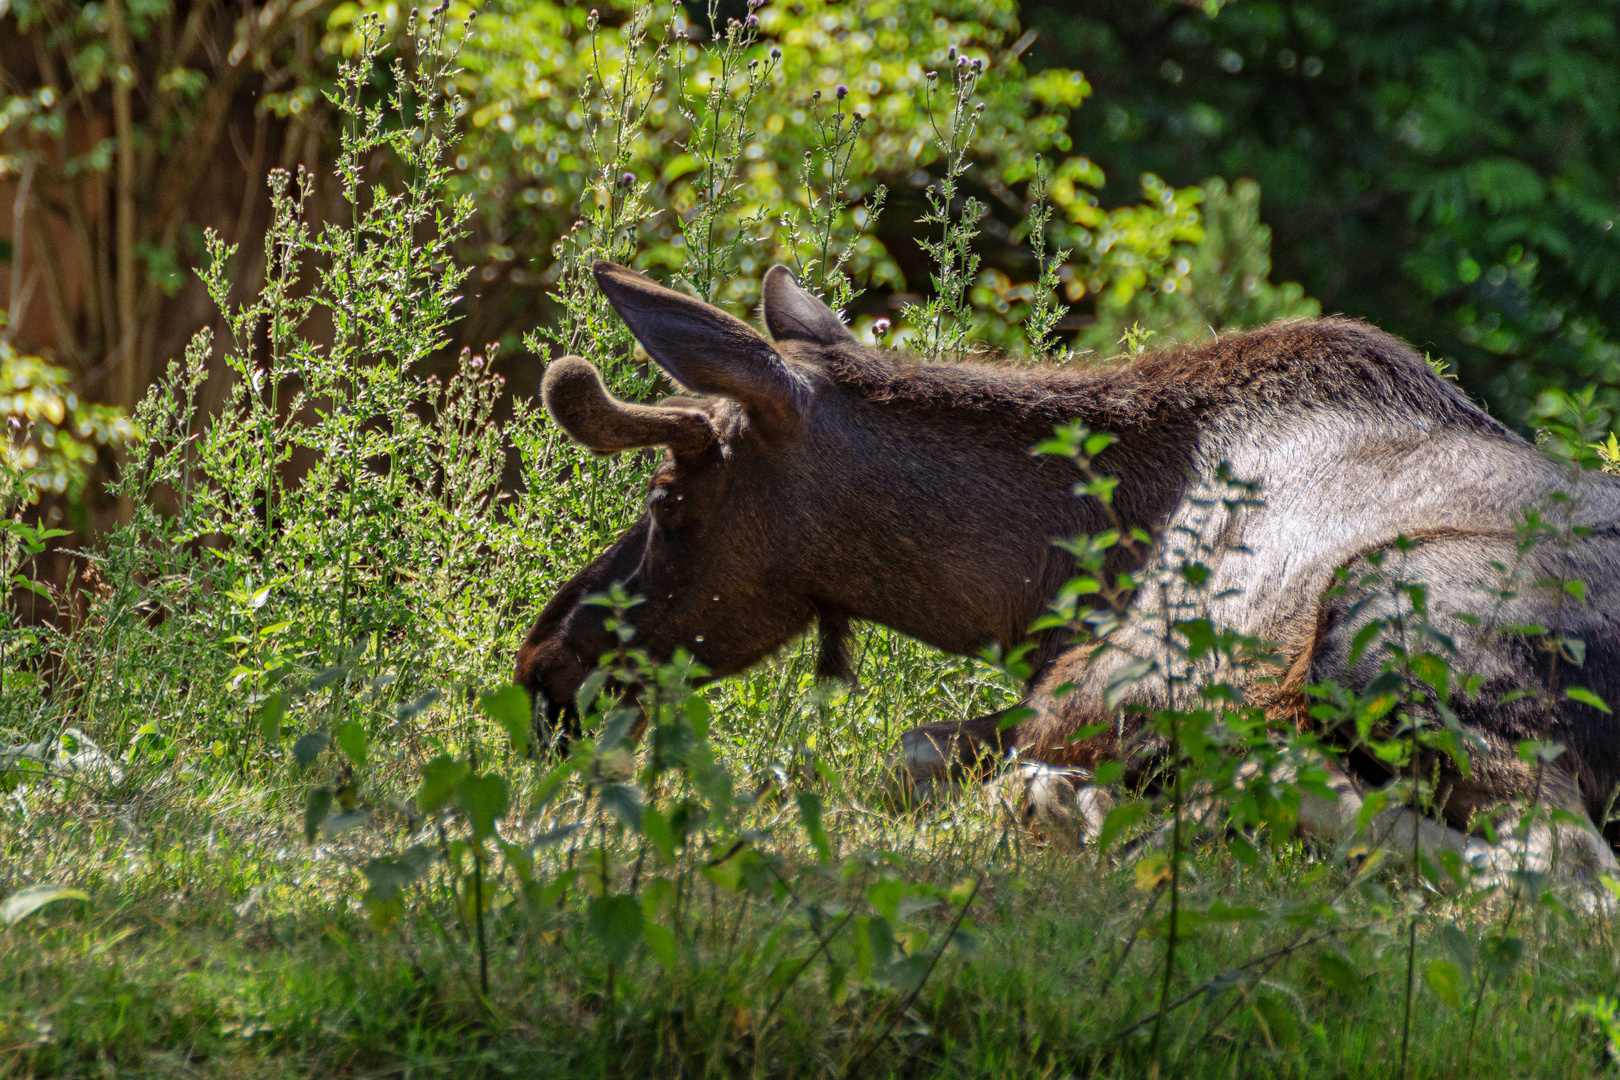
[802, 352, 1200, 673]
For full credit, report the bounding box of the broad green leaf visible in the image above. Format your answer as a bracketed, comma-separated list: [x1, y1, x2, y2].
[1316, 952, 1358, 994]
[867, 878, 904, 925]
[642, 919, 678, 971]
[479, 684, 531, 757]
[1, 884, 89, 928]
[362, 845, 435, 902]
[418, 754, 470, 814]
[1567, 686, 1611, 713]
[1423, 959, 1464, 1008]
[454, 773, 509, 839]
[303, 786, 333, 844]
[1097, 802, 1148, 853]
[1253, 992, 1300, 1049]
[587, 894, 643, 966]
[257, 692, 288, 744]
[309, 665, 349, 691]
[1133, 853, 1170, 892]
[598, 783, 644, 829]
[291, 730, 328, 770]
[642, 806, 675, 862]
[797, 791, 831, 863]
[333, 721, 368, 766]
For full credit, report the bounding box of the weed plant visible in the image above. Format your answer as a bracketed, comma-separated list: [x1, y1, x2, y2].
[5, 5, 1620, 1079]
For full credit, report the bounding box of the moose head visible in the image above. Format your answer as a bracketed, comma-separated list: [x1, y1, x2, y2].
[515, 261, 1116, 745]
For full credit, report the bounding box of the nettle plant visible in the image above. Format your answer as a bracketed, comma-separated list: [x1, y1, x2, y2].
[1015, 388, 1620, 1071]
[62, 1, 1013, 1012]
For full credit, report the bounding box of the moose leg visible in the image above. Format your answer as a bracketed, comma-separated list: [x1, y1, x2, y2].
[884, 708, 1020, 805]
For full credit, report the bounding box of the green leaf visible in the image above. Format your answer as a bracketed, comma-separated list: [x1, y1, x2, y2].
[418, 754, 470, 814]
[257, 692, 288, 744]
[642, 919, 678, 971]
[1567, 686, 1612, 713]
[309, 665, 349, 691]
[598, 783, 644, 829]
[333, 720, 368, 766]
[1316, 952, 1358, 994]
[1097, 802, 1148, 854]
[291, 730, 328, 770]
[454, 773, 509, 839]
[479, 684, 531, 757]
[797, 791, 831, 863]
[1423, 959, 1464, 1009]
[587, 894, 644, 966]
[867, 878, 905, 926]
[1, 884, 89, 928]
[1253, 992, 1300, 1049]
[643, 806, 675, 861]
[303, 786, 333, 844]
[362, 844, 435, 903]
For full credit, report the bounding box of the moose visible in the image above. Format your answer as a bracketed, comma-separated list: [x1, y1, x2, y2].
[516, 259, 1620, 881]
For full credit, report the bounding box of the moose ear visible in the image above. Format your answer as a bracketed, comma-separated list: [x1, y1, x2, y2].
[542, 355, 714, 456]
[592, 260, 803, 442]
[761, 265, 857, 346]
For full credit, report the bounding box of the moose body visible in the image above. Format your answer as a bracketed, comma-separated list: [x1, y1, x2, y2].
[518, 261, 1620, 877]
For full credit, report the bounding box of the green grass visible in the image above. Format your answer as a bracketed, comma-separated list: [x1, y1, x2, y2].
[5, 632, 1620, 1080]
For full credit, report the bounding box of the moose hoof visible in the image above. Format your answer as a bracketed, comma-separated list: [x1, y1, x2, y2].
[986, 762, 1112, 848]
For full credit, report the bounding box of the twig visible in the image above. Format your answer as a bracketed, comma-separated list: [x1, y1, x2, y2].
[1106, 917, 1385, 1042]
[761, 910, 854, 1028]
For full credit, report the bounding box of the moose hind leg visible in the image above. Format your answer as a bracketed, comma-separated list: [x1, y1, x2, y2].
[884, 709, 1017, 806]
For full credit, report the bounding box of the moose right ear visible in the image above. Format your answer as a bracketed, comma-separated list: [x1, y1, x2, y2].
[592, 260, 803, 442]
[761, 265, 857, 346]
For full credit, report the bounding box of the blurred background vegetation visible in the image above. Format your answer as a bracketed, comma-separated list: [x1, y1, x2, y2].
[1, 0, 1617, 530]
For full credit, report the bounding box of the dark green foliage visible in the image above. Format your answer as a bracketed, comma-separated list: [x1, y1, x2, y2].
[1024, 0, 1620, 423]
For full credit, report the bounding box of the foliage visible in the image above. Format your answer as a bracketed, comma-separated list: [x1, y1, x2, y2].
[1, 339, 136, 499]
[0, 0, 337, 411]
[353, 0, 1216, 356]
[1024, 0, 1620, 423]
[1077, 175, 1320, 355]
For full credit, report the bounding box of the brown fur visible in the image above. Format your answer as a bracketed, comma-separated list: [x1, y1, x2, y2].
[519, 262, 1620, 842]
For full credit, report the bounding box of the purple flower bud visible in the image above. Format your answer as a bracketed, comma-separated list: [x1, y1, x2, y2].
[948, 46, 957, 63]
[770, 46, 781, 59]
[872, 317, 892, 336]
[835, 83, 848, 100]
[619, 171, 635, 187]
[745, 13, 759, 27]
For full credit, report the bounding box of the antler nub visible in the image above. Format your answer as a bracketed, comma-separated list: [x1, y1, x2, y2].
[542, 355, 714, 455]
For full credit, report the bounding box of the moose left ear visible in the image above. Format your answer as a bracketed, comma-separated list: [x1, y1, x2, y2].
[593, 260, 804, 443]
[761, 265, 857, 346]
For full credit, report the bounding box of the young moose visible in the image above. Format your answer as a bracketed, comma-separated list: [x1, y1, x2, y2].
[517, 260, 1620, 881]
